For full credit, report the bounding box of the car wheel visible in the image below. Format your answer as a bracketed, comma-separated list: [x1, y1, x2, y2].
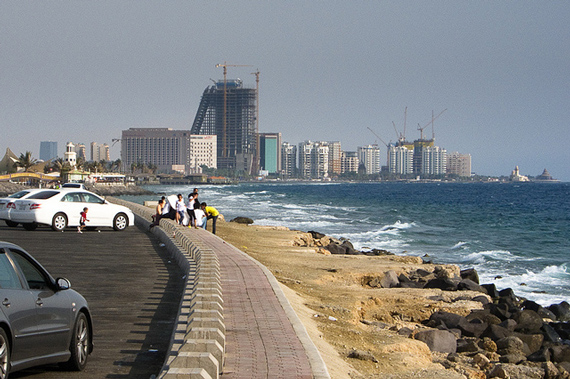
[22, 223, 37, 231]
[4, 220, 18, 227]
[0, 328, 10, 379]
[52, 213, 68, 231]
[113, 213, 128, 231]
[63, 312, 90, 371]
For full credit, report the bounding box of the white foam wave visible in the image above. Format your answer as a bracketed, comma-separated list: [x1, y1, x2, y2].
[451, 241, 468, 249]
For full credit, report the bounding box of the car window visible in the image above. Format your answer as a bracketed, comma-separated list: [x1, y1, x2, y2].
[27, 191, 60, 200]
[82, 193, 104, 204]
[62, 192, 83, 202]
[0, 251, 23, 289]
[8, 190, 31, 199]
[9, 250, 51, 291]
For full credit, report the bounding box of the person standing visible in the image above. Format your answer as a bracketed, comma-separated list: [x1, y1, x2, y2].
[202, 202, 220, 234]
[187, 192, 198, 226]
[78, 207, 89, 233]
[175, 194, 186, 225]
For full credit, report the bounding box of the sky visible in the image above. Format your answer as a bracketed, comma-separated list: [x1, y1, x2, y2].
[1, 1, 569, 181]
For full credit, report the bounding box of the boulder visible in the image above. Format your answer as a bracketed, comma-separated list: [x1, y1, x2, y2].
[424, 278, 458, 291]
[414, 329, 457, 353]
[550, 345, 570, 363]
[549, 302, 570, 322]
[427, 311, 465, 329]
[230, 216, 254, 224]
[380, 270, 400, 288]
[542, 323, 563, 343]
[496, 336, 525, 355]
[514, 309, 544, 334]
[460, 268, 480, 284]
[457, 279, 486, 293]
[478, 337, 497, 353]
[460, 318, 488, 338]
[482, 324, 512, 341]
[514, 333, 544, 355]
[347, 349, 378, 363]
[481, 283, 499, 298]
[456, 338, 479, 353]
[543, 361, 560, 379]
[308, 230, 326, 239]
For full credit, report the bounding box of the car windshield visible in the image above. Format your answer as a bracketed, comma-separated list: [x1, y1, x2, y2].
[26, 191, 60, 200]
[8, 190, 31, 199]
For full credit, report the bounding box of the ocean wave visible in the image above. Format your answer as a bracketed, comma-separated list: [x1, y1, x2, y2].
[461, 250, 514, 264]
[450, 241, 468, 250]
[380, 220, 415, 232]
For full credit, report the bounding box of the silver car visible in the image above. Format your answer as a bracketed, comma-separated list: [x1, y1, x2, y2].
[0, 241, 93, 377]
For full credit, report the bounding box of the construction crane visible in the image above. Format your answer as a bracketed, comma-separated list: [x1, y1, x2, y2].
[391, 107, 409, 146]
[366, 127, 388, 147]
[417, 109, 447, 140]
[215, 62, 253, 158]
[251, 69, 260, 175]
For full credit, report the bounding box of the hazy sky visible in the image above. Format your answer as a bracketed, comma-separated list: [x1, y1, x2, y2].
[1, 1, 569, 180]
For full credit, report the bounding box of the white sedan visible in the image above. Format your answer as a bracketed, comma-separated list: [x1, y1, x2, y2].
[0, 189, 46, 227]
[9, 189, 135, 231]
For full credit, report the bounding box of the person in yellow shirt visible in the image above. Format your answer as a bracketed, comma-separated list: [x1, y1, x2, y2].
[201, 202, 220, 234]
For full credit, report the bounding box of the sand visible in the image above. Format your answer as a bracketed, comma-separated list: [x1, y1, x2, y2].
[216, 220, 483, 379]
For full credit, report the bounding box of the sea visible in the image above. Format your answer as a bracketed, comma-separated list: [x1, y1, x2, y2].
[121, 181, 570, 307]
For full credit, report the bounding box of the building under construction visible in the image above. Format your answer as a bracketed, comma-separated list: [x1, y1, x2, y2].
[191, 79, 257, 173]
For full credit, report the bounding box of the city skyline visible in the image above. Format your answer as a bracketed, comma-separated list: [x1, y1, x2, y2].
[1, 2, 568, 181]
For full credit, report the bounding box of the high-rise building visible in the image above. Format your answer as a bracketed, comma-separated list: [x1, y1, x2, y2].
[91, 142, 110, 162]
[357, 145, 380, 174]
[446, 152, 471, 177]
[298, 141, 329, 179]
[341, 151, 359, 173]
[39, 141, 58, 161]
[412, 139, 435, 175]
[388, 145, 414, 175]
[259, 133, 282, 174]
[281, 142, 297, 178]
[191, 79, 256, 173]
[121, 128, 217, 174]
[74, 143, 87, 163]
[327, 141, 342, 175]
[421, 146, 447, 175]
[189, 135, 217, 172]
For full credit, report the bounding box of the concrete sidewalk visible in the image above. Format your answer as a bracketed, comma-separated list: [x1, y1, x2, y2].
[186, 229, 329, 379]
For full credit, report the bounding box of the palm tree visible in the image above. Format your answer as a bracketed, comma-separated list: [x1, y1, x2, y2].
[16, 151, 37, 172]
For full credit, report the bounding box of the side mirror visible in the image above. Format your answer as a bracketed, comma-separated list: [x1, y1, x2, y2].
[56, 277, 71, 290]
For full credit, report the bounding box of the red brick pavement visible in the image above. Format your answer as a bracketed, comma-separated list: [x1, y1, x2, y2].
[190, 232, 314, 379]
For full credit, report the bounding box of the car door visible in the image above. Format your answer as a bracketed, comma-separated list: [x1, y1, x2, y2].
[80, 192, 107, 226]
[8, 249, 71, 358]
[0, 249, 39, 363]
[60, 192, 87, 227]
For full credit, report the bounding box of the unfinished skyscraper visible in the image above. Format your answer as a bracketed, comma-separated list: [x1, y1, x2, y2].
[191, 79, 256, 173]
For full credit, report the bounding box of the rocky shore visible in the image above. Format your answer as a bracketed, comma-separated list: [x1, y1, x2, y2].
[219, 220, 570, 379]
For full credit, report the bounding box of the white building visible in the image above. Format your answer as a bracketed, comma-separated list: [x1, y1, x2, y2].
[189, 135, 217, 173]
[281, 142, 297, 177]
[341, 151, 359, 173]
[91, 142, 110, 162]
[446, 152, 472, 177]
[298, 141, 329, 179]
[64, 142, 77, 168]
[388, 145, 414, 175]
[357, 144, 381, 175]
[421, 146, 447, 176]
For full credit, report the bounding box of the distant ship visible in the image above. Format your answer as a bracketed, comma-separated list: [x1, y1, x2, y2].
[532, 168, 560, 183]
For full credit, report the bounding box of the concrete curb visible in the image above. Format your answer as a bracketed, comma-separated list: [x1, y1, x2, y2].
[109, 198, 224, 379]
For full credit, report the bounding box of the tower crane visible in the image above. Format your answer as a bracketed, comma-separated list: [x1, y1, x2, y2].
[366, 127, 389, 147]
[417, 109, 447, 140]
[215, 62, 253, 158]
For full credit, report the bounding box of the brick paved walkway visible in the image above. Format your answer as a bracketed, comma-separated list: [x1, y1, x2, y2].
[189, 231, 316, 379]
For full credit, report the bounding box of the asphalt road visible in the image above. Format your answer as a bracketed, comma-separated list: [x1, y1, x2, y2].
[0, 222, 185, 379]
